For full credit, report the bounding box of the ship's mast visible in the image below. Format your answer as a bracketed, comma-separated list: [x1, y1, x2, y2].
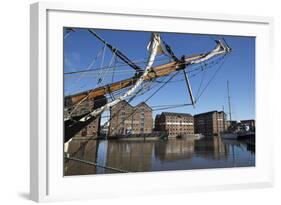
[227, 80, 232, 121]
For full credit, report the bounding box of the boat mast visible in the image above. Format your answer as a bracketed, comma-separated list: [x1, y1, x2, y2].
[227, 80, 232, 121]
[222, 105, 225, 131]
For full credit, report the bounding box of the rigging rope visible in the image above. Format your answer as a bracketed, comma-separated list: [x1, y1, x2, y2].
[64, 28, 75, 39]
[64, 54, 224, 81]
[65, 54, 225, 114]
[67, 49, 116, 118]
[63, 56, 169, 75]
[152, 103, 193, 111]
[65, 53, 226, 114]
[65, 45, 105, 95]
[88, 29, 143, 72]
[195, 65, 207, 99]
[161, 38, 179, 62]
[195, 54, 228, 102]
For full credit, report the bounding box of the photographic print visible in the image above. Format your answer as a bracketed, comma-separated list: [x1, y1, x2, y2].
[63, 28, 255, 176]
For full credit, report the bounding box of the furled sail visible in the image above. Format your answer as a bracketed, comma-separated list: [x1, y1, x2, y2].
[189, 40, 231, 64]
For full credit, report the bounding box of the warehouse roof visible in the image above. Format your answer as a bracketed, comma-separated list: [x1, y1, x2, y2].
[161, 112, 192, 117]
[194, 110, 225, 117]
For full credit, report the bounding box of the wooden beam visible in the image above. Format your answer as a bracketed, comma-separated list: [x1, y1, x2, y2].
[65, 54, 205, 106]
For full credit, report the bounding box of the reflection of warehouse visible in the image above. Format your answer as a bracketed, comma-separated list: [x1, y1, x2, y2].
[154, 112, 194, 138]
[194, 111, 226, 136]
[154, 139, 194, 161]
[194, 136, 228, 160]
[105, 141, 153, 172]
[108, 100, 153, 136]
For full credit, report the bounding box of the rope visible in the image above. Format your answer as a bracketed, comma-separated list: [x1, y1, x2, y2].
[152, 103, 193, 111]
[63, 56, 169, 75]
[65, 156, 129, 173]
[195, 64, 208, 99]
[65, 54, 225, 115]
[88, 29, 142, 72]
[195, 54, 228, 102]
[67, 49, 115, 118]
[64, 28, 75, 39]
[64, 45, 105, 94]
[63, 57, 221, 82]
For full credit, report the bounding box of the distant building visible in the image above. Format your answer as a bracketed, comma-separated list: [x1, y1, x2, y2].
[194, 111, 226, 136]
[154, 112, 194, 138]
[108, 100, 153, 136]
[240, 119, 255, 131]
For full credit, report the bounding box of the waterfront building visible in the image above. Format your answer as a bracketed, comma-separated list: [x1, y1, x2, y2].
[154, 112, 194, 138]
[108, 100, 153, 136]
[194, 110, 226, 136]
[64, 98, 100, 139]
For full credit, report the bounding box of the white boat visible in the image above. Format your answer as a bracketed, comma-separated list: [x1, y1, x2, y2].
[221, 132, 238, 139]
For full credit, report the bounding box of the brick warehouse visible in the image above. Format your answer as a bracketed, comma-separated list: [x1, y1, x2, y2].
[154, 112, 194, 138]
[64, 98, 100, 139]
[108, 100, 153, 136]
[194, 110, 226, 136]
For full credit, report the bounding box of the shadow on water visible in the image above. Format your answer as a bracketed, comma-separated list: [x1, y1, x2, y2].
[64, 135, 255, 176]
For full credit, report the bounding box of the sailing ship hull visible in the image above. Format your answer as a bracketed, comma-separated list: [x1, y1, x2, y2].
[237, 131, 255, 140]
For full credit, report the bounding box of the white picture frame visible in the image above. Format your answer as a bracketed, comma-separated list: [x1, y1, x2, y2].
[30, 2, 274, 202]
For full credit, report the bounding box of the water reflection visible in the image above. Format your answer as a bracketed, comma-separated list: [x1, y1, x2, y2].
[154, 139, 195, 161]
[64, 136, 255, 176]
[65, 140, 98, 175]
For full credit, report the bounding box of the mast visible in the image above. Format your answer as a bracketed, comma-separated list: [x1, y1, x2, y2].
[222, 105, 225, 131]
[227, 80, 232, 121]
[183, 69, 195, 107]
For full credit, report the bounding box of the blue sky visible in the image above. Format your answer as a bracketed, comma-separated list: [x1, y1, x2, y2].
[64, 28, 255, 121]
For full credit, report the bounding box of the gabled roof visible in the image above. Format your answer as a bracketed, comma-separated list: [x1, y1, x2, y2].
[135, 102, 152, 111]
[113, 100, 152, 111]
[115, 100, 134, 108]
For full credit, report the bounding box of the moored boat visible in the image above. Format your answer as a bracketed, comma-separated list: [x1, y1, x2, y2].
[221, 132, 238, 139]
[237, 131, 255, 140]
